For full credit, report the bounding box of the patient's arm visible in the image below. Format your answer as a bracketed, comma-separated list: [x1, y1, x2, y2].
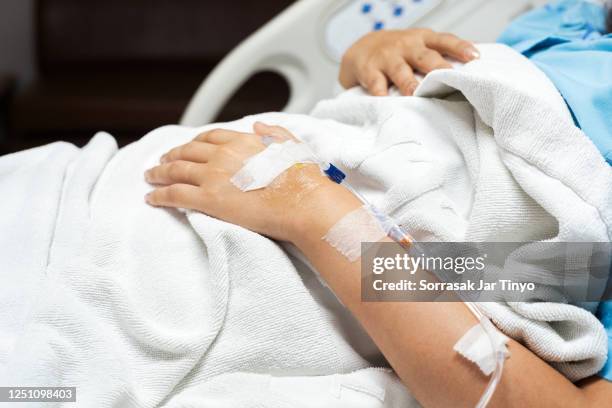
[145, 125, 611, 408]
[339, 28, 480, 96]
[291, 206, 611, 408]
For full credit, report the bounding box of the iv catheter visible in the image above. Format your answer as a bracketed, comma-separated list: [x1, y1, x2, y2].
[321, 163, 415, 248]
[321, 161, 506, 408]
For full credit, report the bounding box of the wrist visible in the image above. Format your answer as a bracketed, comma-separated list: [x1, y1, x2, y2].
[287, 181, 363, 248]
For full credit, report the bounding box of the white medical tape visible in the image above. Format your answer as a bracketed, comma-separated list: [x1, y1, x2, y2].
[231, 140, 318, 191]
[323, 205, 390, 262]
[453, 318, 509, 376]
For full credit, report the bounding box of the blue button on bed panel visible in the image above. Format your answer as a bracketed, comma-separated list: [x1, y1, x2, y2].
[362, 3, 372, 14]
[373, 21, 384, 31]
[393, 6, 404, 17]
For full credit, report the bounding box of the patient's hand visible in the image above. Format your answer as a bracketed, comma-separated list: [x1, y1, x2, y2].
[339, 28, 479, 96]
[145, 123, 355, 241]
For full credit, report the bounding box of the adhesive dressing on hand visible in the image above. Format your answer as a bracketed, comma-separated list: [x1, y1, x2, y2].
[231, 140, 317, 191]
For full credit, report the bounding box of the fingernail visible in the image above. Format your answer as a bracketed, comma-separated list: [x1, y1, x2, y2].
[160, 154, 168, 163]
[145, 192, 152, 203]
[464, 47, 480, 60]
[144, 169, 151, 181]
[407, 81, 418, 95]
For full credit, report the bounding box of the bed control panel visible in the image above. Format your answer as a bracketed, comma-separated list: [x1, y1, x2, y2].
[324, 0, 443, 61]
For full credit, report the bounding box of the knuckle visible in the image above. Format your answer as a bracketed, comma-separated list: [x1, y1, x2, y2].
[167, 162, 182, 178]
[438, 32, 458, 42]
[378, 48, 394, 60]
[211, 167, 227, 177]
[208, 128, 224, 138]
[388, 62, 406, 77]
[361, 60, 378, 74]
[171, 146, 185, 159]
[457, 39, 473, 50]
[217, 145, 232, 156]
[185, 162, 197, 179]
[364, 74, 380, 89]
[183, 142, 200, 157]
[412, 27, 432, 37]
[206, 128, 228, 141]
[167, 147, 180, 160]
[166, 186, 179, 201]
[442, 33, 466, 49]
[217, 145, 241, 161]
[389, 38, 405, 50]
[203, 183, 221, 198]
[414, 48, 436, 63]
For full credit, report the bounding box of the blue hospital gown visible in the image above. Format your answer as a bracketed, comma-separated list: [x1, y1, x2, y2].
[498, 0, 612, 381]
[498, 0, 612, 166]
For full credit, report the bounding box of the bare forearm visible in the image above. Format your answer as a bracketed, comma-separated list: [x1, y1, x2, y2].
[290, 187, 599, 407]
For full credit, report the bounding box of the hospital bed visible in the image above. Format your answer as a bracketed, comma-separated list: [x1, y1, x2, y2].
[181, 0, 549, 126]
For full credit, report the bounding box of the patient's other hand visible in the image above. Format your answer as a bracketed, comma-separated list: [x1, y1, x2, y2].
[144, 123, 349, 242]
[339, 28, 479, 96]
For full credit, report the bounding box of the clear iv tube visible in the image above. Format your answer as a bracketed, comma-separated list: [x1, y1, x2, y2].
[340, 181, 415, 247]
[466, 301, 506, 408]
[328, 166, 505, 408]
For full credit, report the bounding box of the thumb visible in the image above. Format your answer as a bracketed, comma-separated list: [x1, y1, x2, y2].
[253, 122, 297, 142]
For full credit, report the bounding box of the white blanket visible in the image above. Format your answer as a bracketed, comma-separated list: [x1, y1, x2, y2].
[0, 44, 610, 407]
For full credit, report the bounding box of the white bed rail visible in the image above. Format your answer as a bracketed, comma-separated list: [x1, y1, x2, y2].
[180, 0, 341, 126]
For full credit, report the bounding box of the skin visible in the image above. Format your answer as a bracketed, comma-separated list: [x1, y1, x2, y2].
[145, 124, 611, 407]
[339, 28, 480, 96]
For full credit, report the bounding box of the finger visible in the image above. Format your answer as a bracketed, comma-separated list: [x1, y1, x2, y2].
[194, 128, 242, 144]
[383, 58, 418, 96]
[253, 122, 297, 142]
[339, 49, 360, 89]
[145, 161, 206, 186]
[145, 184, 204, 210]
[425, 32, 480, 62]
[408, 48, 452, 74]
[338, 65, 358, 90]
[358, 66, 388, 96]
[161, 141, 216, 164]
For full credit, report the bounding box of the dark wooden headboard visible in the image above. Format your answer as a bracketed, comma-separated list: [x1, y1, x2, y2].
[36, 0, 295, 74]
